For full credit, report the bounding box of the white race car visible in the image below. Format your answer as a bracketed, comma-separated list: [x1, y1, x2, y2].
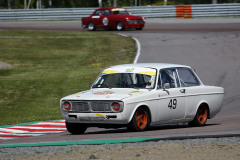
[60, 63, 224, 134]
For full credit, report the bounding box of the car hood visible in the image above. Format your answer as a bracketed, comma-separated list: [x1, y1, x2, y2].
[61, 88, 148, 101]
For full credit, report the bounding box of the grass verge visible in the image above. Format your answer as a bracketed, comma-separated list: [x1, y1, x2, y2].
[0, 30, 136, 126]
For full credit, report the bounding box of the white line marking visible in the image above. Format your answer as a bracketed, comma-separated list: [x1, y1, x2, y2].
[117, 33, 141, 64]
[132, 37, 141, 64]
[0, 128, 28, 133]
[10, 126, 66, 130]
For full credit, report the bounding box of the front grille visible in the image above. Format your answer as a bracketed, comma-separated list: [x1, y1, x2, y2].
[128, 20, 137, 24]
[68, 101, 117, 112]
[137, 19, 144, 24]
[91, 102, 112, 112]
[71, 101, 89, 112]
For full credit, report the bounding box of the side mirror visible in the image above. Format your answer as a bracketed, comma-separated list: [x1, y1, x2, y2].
[163, 83, 170, 90]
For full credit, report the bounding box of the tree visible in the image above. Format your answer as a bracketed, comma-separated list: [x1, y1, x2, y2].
[8, 0, 11, 9]
[113, 0, 117, 7]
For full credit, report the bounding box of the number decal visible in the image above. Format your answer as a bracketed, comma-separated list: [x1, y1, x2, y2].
[168, 99, 177, 109]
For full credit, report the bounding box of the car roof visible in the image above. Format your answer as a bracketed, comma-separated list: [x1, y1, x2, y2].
[108, 63, 191, 70]
[97, 7, 125, 10]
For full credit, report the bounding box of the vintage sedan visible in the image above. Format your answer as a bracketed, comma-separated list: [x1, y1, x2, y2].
[82, 7, 145, 31]
[60, 63, 224, 134]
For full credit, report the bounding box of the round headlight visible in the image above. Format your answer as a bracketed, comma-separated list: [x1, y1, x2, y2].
[63, 101, 71, 111]
[111, 102, 121, 112]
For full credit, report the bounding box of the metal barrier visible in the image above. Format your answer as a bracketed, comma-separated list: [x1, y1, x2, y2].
[0, 3, 239, 21]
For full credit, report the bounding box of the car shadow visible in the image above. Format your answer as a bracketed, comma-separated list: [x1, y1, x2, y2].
[77, 123, 220, 135]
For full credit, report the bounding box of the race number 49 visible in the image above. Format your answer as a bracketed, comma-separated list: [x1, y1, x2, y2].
[168, 99, 177, 109]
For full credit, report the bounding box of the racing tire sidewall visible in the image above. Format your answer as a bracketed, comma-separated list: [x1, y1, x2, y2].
[116, 22, 124, 31]
[88, 22, 95, 31]
[66, 122, 88, 134]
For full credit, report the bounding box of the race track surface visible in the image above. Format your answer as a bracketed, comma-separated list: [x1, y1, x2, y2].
[0, 18, 240, 145]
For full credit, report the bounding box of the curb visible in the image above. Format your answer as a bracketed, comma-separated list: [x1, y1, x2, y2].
[1, 134, 239, 148]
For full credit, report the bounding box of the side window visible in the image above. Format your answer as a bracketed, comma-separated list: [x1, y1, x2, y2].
[160, 69, 180, 88]
[95, 10, 102, 15]
[103, 9, 110, 15]
[177, 68, 200, 87]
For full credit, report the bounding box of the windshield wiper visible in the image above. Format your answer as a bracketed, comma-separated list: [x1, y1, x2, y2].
[92, 83, 110, 88]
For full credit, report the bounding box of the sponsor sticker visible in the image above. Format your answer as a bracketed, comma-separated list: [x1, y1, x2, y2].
[94, 91, 115, 95]
[103, 17, 109, 26]
[76, 91, 88, 97]
[92, 16, 100, 18]
[123, 91, 141, 95]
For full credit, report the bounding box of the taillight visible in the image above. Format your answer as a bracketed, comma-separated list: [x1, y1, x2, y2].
[63, 101, 71, 111]
[111, 102, 121, 112]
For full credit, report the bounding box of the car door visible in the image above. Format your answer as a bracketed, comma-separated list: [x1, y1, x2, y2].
[156, 68, 186, 122]
[99, 9, 111, 28]
[176, 67, 202, 119]
[91, 9, 102, 27]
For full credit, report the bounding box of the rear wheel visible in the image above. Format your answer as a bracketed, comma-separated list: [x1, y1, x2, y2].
[188, 104, 208, 127]
[66, 122, 87, 134]
[88, 22, 95, 31]
[116, 22, 124, 31]
[127, 107, 149, 132]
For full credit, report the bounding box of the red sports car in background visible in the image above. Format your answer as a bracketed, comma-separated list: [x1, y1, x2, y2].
[82, 7, 146, 31]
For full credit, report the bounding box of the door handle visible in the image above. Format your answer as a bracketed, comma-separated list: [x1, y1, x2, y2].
[180, 89, 186, 93]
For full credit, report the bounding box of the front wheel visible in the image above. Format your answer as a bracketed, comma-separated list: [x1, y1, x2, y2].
[188, 104, 208, 127]
[88, 22, 95, 31]
[66, 122, 87, 134]
[116, 22, 124, 31]
[127, 107, 149, 132]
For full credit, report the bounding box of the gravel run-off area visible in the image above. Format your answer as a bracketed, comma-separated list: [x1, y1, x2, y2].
[1, 137, 240, 160]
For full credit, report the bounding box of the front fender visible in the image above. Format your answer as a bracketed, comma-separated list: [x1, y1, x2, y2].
[123, 102, 151, 124]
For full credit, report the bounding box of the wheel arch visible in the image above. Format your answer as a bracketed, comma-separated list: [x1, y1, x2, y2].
[128, 104, 152, 125]
[195, 102, 210, 119]
[201, 102, 210, 119]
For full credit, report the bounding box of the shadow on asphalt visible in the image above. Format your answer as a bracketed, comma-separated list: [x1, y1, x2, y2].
[65, 123, 220, 135]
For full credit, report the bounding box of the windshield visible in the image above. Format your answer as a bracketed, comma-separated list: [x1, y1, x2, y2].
[111, 8, 129, 15]
[92, 67, 157, 89]
[112, 10, 129, 15]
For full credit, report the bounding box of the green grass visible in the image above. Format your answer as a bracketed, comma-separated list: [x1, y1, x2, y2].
[0, 30, 136, 126]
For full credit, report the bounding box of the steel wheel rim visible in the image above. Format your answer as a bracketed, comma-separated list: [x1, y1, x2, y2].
[117, 23, 123, 30]
[88, 23, 94, 30]
[197, 105, 207, 124]
[135, 108, 147, 129]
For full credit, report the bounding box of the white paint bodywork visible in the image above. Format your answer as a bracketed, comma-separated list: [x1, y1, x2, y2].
[60, 63, 224, 126]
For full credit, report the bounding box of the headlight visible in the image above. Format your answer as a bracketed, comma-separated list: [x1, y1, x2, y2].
[111, 102, 123, 112]
[62, 101, 71, 111]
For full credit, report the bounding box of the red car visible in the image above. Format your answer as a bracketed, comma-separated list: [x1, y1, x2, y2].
[82, 7, 146, 31]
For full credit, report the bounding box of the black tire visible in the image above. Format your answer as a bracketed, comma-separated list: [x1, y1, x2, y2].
[188, 104, 208, 127]
[136, 28, 143, 30]
[116, 21, 124, 31]
[88, 22, 95, 31]
[66, 122, 87, 134]
[127, 107, 150, 132]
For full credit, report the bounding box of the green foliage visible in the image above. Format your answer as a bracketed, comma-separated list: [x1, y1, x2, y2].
[1, 0, 239, 9]
[0, 30, 135, 125]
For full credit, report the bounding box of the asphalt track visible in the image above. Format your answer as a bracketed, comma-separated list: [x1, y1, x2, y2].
[0, 18, 240, 146]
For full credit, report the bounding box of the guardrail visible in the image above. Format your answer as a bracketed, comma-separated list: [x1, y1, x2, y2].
[0, 3, 239, 21]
